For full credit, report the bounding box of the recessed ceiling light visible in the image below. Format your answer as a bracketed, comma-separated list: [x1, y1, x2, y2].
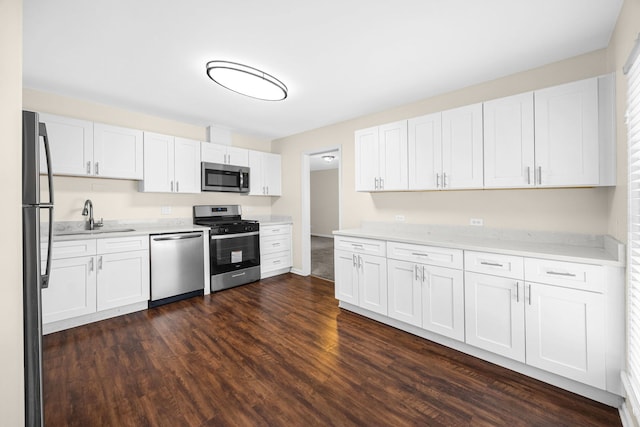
[206, 60, 288, 101]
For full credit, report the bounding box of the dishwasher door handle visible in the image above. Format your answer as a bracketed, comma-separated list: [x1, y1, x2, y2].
[152, 234, 203, 241]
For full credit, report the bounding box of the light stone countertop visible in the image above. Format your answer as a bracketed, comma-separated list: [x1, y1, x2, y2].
[44, 219, 209, 243]
[333, 222, 625, 267]
[247, 215, 293, 226]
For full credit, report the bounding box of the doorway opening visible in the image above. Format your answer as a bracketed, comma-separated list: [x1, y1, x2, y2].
[301, 147, 341, 281]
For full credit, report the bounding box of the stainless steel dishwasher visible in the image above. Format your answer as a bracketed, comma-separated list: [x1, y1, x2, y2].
[149, 232, 205, 308]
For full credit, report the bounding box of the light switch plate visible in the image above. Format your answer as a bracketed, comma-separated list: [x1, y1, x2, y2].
[470, 218, 483, 226]
[161, 206, 172, 215]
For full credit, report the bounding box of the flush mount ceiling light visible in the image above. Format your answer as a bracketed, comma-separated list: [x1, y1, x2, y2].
[206, 60, 288, 101]
[322, 155, 335, 162]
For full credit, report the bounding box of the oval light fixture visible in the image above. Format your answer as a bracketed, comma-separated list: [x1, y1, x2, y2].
[206, 60, 288, 101]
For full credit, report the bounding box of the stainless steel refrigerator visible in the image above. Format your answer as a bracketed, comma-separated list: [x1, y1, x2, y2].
[22, 110, 53, 427]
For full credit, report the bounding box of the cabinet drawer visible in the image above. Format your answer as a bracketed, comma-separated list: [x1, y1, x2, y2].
[97, 235, 149, 254]
[524, 258, 604, 292]
[334, 236, 386, 257]
[465, 251, 524, 279]
[46, 239, 96, 259]
[387, 241, 463, 269]
[261, 251, 292, 272]
[261, 235, 290, 255]
[261, 224, 290, 237]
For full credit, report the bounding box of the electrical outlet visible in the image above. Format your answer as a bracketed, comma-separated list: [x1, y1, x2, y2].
[395, 215, 405, 222]
[470, 218, 484, 226]
[161, 206, 172, 215]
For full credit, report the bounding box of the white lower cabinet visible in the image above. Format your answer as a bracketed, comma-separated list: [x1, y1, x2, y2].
[388, 259, 464, 341]
[42, 236, 150, 332]
[260, 224, 292, 279]
[464, 272, 526, 362]
[334, 236, 622, 400]
[335, 248, 387, 315]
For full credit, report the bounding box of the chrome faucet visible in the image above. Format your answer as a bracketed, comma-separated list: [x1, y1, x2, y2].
[82, 199, 103, 230]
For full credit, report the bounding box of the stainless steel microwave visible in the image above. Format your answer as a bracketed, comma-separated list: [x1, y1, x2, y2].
[201, 162, 250, 193]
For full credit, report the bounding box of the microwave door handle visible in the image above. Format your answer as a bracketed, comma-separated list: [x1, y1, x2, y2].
[239, 170, 244, 190]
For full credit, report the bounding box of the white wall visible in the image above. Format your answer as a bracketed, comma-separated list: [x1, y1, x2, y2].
[310, 169, 339, 237]
[23, 89, 275, 222]
[0, 0, 25, 423]
[272, 49, 614, 270]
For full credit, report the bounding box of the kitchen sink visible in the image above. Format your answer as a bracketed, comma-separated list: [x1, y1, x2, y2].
[54, 228, 136, 236]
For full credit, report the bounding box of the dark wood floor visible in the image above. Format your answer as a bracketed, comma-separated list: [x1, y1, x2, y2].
[43, 274, 621, 426]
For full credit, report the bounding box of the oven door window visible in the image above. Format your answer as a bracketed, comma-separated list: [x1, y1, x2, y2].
[210, 234, 260, 274]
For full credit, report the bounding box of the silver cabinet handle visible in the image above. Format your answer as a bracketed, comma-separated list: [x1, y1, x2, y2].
[86, 161, 91, 175]
[526, 166, 531, 185]
[374, 177, 379, 190]
[443, 172, 448, 188]
[98, 256, 103, 271]
[480, 261, 503, 267]
[352, 254, 357, 268]
[273, 259, 281, 264]
[515, 282, 519, 303]
[422, 266, 428, 286]
[89, 257, 94, 272]
[528, 284, 532, 305]
[171, 181, 174, 192]
[176, 181, 179, 192]
[415, 264, 421, 281]
[380, 177, 384, 190]
[436, 173, 440, 188]
[95, 162, 99, 175]
[538, 166, 542, 185]
[272, 242, 281, 247]
[351, 243, 364, 249]
[546, 271, 577, 277]
[412, 252, 429, 257]
[153, 234, 202, 241]
[358, 255, 363, 269]
[266, 186, 269, 195]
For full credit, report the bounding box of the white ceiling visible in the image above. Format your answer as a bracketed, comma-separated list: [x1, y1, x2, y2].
[23, 0, 623, 140]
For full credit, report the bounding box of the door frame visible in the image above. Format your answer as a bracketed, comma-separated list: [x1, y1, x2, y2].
[300, 145, 342, 276]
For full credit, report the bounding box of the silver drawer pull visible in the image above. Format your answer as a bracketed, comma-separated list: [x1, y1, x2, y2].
[546, 271, 576, 277]
[412, 252, 429, 257]
[273, 243, 281, 247]
[351, 244, 364, 249]
[273, 260, 281, 264]
[480, 261, 503, 267]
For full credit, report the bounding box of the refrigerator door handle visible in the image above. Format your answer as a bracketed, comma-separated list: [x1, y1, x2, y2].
[39, 122, 54, 289]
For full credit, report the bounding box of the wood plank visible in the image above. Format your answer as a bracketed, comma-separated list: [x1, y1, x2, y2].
[43, 274, 620, 426]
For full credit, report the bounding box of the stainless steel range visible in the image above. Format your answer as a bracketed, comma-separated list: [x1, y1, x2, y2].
[193, 205, 260, 292]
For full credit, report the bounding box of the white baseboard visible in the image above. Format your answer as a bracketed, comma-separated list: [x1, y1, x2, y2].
[291, 268, 307, 276]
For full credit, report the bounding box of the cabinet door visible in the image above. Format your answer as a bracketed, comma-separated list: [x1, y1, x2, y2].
[174, 137, 201, 193]
[42, 256, 96, 323]
[534, 78, 599, 186]
[93, 123, 144, 179]
[227, 146, 249, 167]
[334, 250, 359, 305]
[96, 250, 150, 311]
[248, 150, 265, 195]
[408, 112, 442, 190]
[387, 259, 421, 327]
[378, 120, 408, 191]
[354, 127, 380, 191]
[141, 132, 174, 192]
[38, 113, 93, 176]
[263, 152, 282, 196]
[464, 272, 525, 362]
[201, 143, 228, 164]
[358, 253, 388, 315]
[442, 103, 484, 189]
[525, 282, 605, 388]
[422, 265, 464, 341]
[483, 93, 535, 188]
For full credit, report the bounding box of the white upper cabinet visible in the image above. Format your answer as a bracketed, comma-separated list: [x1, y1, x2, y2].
[201, 142, 249, 167]
[441, 103, 484, 189]
[355, 121, 408, 191]
[408, 112, 442, 190]
[140, 133, 200, 193]
[38, 113, 93, 176]
[249, 150, 282, 196]
[408, 104, 483, 190]
[483, 92, 535, 188]
[39, 113, 143, 180]
[534, 77, 600, 187]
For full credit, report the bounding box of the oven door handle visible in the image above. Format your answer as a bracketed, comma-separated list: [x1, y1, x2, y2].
[210, 231, 259, 240]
